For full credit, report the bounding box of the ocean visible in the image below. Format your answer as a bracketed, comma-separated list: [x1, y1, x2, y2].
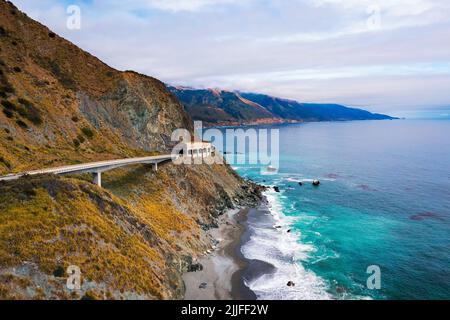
[214, 120, 450, 300]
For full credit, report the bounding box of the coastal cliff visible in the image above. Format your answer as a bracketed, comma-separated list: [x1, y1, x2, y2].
[0, 0, 261, 299]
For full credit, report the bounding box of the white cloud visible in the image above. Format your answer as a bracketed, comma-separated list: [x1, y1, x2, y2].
[128, 0, 248, 12]
[195, 63, 450, 83]
[313, 0, 434, 15]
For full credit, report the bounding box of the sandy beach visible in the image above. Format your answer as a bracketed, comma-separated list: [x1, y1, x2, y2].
[183, 208, 257, 300]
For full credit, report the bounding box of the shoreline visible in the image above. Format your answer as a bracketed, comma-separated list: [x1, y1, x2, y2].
[183, 207, 259, 300]
[232, 204, 277, 300]
[205, 118, 400, 129]
[182, 191, 334, 300]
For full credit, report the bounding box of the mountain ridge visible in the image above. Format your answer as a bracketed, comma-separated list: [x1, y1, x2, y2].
[168, 86, 396, 126]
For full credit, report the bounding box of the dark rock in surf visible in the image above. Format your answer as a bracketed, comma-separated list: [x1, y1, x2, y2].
[336, 286, 346, 294]
[188, 263, 204, 272]
[312, 180, 320, 186]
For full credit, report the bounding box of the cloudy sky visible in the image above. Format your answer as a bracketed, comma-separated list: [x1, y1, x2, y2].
[12, 0, 450, 118]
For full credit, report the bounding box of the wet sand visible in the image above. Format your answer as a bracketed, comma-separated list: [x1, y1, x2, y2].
[183, 204, 276, 300]
[183, 208, 256, 300]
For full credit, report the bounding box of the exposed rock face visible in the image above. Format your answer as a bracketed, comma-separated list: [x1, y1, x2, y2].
[0, 1, 193, 171]
[0, 1, 261, 300]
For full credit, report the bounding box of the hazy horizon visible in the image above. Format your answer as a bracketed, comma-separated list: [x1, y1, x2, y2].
[12, 0, 450, 119]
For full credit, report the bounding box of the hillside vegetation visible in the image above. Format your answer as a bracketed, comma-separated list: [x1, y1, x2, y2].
[0, 0, 261, 299]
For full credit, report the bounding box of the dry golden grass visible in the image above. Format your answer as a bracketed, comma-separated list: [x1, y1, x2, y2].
[0, 1, 254, 300]
[0, 175, 191, 299]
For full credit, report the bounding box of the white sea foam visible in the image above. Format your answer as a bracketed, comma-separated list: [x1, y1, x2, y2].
[283, 177, 335, 183]
[284, 177, 304, 183]
[241, 190, 332, 300]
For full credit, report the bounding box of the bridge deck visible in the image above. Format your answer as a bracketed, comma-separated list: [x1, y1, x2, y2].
[0, 154, 174, 183]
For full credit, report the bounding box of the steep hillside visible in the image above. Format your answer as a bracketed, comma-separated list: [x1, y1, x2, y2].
[0, 0, 261, 299]
[0, 1, 194, 175]
[168, 87, 395, 126]
[168, 87, 275, 125]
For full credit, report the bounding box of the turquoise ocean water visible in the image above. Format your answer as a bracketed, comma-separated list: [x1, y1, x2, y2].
[215, 120, 450, 300]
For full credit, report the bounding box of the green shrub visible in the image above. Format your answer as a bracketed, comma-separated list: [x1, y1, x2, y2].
[48, 32, 56, 38]
[77, 134, 85, 144]
[46, 59, 76, 90]
[13, 66, 21, 73]
[1, 100, 17, 111]
[17, 98, 29, 105]
[24, 188, 36, 197]
[2, 108, 13, 118]
[16, 106, 27, 117]
[0, 91, 6, 98]
[0, 156, 11, 169]
[53, 266, 65, 278]
[81, 291, 98, 300]
[27, 113, 42, 125]
[73, 138, 80, 148]
[81, 127, 94, 139]
[0, 159, 11, 169]
[71, 116, 79, 122]
[16, 119, 28, 129]
[17, 99, 42, 125]
[1, 85, 14, 94]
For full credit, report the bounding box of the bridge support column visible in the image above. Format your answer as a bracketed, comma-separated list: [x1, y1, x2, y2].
[153, 163, 158, 172]
[92, 172, 102, 187]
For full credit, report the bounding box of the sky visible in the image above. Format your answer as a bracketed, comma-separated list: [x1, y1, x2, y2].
[12, 0, 450, 118]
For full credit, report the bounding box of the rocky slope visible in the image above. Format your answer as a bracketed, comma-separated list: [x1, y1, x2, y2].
[168, 87, 396, 126]
[0, 0, 261, 299]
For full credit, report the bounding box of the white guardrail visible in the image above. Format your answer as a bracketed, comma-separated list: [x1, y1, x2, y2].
[0, 154, 175, 182]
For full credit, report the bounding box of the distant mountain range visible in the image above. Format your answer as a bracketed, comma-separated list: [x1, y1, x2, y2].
[168, 86, 396, 126]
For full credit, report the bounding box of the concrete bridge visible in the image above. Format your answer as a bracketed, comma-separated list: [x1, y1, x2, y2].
[0, 155, 174, 187]
[0, 142, 215, 188]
